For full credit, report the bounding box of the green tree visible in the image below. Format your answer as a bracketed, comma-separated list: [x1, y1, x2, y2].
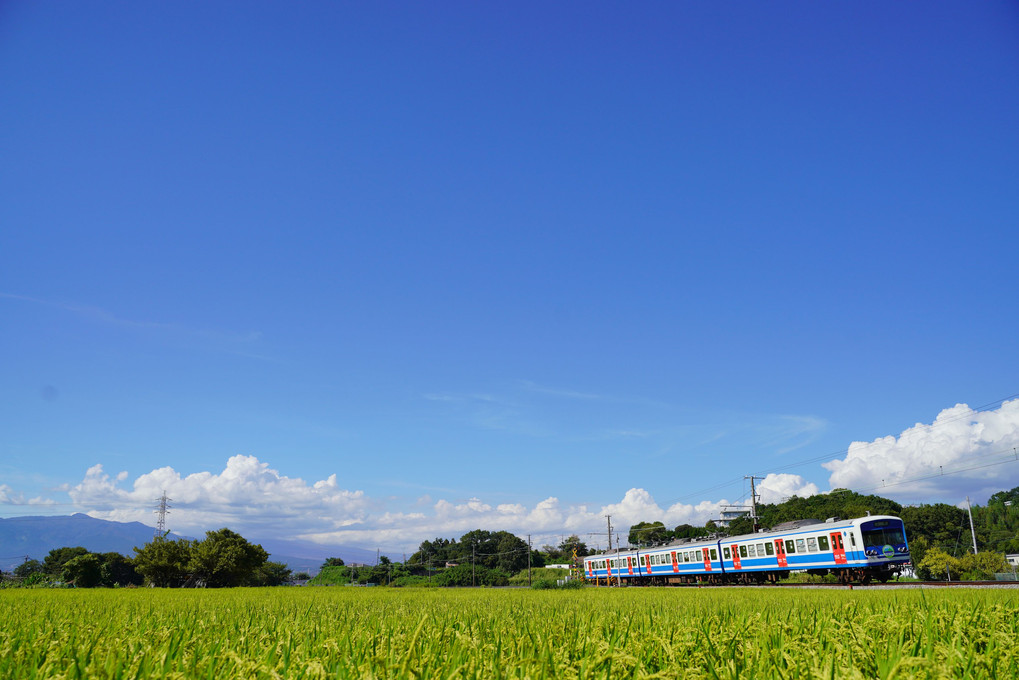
[560, 535, 590, 559]
[98, 552, 143, 587]
[62, 553, 103, 587]
[189, 528, 268, 587]
[13, 559, 43, 578]
[958, 552, 1008, 580]
[899, 504, 967, 549]
[987, 486, 1019, 507]
[906, 535, 929, 572]
[252, 561, 293, 586]
[757, 489, 902, 529]
[43, 546, 89, 576]
[321, 557, 345, 568]
[916, 547, 963, 581]
[133, 537, 194, 587]
[674, 523, 710, 539]
[628, 521, 670, 546]
[433, 563, 509, 587]
[726, 515, 754, 537]
[407, 537, 457, 574]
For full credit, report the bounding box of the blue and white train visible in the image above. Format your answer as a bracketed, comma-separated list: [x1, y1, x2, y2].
[584, 516, 909, 585]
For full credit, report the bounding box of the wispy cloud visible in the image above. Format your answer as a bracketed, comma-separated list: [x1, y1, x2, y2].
[0, 484, 57, 506]
[1, 292, 264, 351]
[517, 380, 606, 401]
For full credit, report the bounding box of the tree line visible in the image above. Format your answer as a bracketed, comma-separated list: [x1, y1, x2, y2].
[1, 528, 292, 588]
[625, 486, 1019, 580]
[307, 532, 591, 588]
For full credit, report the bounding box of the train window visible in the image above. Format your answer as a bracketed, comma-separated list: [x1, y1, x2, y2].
[764, 543, 774, 556]
[739, 545, 747, 558]
[807, 537, 818, 553]
[747, 545, 756, 558]
[756, 543, 765, 555]
[723, 547, 731, 559]
[710, 549, 718, 560]
[785, 540, 795, 554]
[796, 539, 806, 553]
[818, 536, 830, 551]
[849, 534, 857, 547]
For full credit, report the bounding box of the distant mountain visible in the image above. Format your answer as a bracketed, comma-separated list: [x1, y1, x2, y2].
[0, 513, 187, 571]
[0, 514, 385, 574]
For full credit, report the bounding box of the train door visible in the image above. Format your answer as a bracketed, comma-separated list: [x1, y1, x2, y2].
[731, 544, 742, 570]
[587, 561, 594, 578]
[671, 551, 679, 573]
[701, 548, 712, 572]
[831, 532, 847, 565]
[774, 540, 788, 568]
[645, 554, 652, 574]
[626, 556, 634, 576]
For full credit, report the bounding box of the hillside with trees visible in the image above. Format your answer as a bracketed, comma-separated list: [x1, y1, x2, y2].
[406, 529, 545, 575]
[625, 486, 1019, 580]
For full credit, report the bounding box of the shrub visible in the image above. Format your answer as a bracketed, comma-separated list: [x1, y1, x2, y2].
[531, 578, 584, 590]
[389, 575, 436, 588]
[509, 568, 568, 586]
[433, 564, 509, 587]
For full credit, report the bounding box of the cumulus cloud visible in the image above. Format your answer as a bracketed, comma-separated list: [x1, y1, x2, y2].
[756, 473, 820, 504]
[823, 400, 1019, 502]
[68, 455, 371, 536]
[52, 454, 810, 552]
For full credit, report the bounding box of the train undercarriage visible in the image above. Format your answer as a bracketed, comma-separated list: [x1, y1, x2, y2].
[589, 563, 904, 587]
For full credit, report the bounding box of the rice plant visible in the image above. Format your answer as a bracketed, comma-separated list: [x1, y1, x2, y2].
[0, 587, 1016, 678]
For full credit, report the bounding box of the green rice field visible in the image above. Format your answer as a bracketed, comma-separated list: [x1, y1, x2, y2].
[1, 587, 1017, 679]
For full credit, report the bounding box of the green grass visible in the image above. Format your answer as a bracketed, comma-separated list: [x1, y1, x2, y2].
[1, 587, 1017, 678]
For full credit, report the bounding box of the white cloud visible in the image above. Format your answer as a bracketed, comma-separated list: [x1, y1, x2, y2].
[757, 473, 820, 504]
[0, 484, 56, 506]
[68, 455, 371, 536]
[53, 455, 775, 552]
[823, 399, 1019, 502]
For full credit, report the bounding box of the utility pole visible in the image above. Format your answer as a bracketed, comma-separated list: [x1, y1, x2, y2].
[472, 544, 476, 587]
[745, 476, 762, 533]
[527, 534, 532, 587]
[605, 515, 613, 586]
[966, 496, 979, 554]
[154, 490, 172, 538]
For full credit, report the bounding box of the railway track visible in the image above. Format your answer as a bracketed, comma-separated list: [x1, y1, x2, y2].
[735, 580, 1019, 589]
[594, 580, 1019, 589]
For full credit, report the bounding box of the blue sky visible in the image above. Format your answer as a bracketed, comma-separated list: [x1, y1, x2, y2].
[2, 2, 1018, 551]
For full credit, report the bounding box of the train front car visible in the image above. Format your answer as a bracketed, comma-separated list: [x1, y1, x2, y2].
[852, 515, 909, 582]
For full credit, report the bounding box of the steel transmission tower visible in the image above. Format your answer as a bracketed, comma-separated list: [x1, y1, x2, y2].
[154, 490, 172, 538]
